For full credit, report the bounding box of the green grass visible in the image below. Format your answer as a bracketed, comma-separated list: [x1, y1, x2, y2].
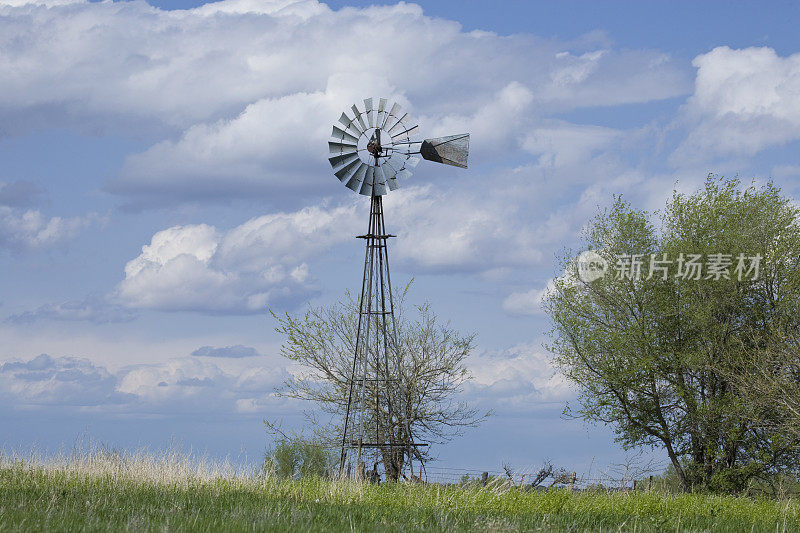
[1, 451, 798, 532]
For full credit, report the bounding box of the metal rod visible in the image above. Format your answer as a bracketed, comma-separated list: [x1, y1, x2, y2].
[379, 196, 416, 477]
[339, 193, 374, 477]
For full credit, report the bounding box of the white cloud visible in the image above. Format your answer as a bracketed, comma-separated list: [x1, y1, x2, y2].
[502, 279, 556, 316]
[6, 295, 136, 324]
[193, 0, 327, 17]
[192, 344, 261, 358]
[675, 46, 800, 162]
[115, 202, 359, 313]
[0, 353, 127, 407]
[117, 357, 226, 401]
[523, 122, 622, 168]
[424, 82, 534, 158]
[110, 80, 392, 206]
[0, 352, 289, 415]
[0, 206, 94, 250]
[0, 0, 688, 206]
[0, 344, 569, 419]
[465, 344, 572, 410]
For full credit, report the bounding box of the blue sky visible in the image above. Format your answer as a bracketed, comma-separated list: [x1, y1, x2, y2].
[2, 0, 800, 478]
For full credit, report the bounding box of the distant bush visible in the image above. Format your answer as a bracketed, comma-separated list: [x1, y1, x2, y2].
[262, 437, 336, 479]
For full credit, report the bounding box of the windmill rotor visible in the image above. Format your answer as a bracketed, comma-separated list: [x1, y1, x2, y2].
[329, 98, 469, 196]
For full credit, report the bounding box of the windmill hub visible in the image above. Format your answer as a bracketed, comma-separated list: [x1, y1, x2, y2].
[360, 127, 388, 163]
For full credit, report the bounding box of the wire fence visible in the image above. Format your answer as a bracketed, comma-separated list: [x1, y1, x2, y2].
[416, 461, 676, 491]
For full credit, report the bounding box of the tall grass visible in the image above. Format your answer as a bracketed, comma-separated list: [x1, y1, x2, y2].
[1, 448, 798, 532]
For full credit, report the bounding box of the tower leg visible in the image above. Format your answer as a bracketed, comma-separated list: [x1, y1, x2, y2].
[339, 195, 412, 480]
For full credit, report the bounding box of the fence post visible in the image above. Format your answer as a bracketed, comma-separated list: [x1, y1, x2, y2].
[648, 475, 653, 492]
[633, 479, 637, 491]
[569, 472, 576, 492]
[481, 471, 488, 487]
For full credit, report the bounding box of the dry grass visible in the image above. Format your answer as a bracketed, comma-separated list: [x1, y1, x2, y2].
[1, 448, 799, 532]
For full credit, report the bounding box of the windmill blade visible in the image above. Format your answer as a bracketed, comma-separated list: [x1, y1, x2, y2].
[364, 98, 374, 128]
[381, 102, 401, 129]
[335, 158, 361, 182]
[386, 152, 409, 170]
[329, 152, 359, 169]
[381, 163, 397, 182]
[331, 125, 359, 144]
[359, 166, 375, 196]
[386, 112, 409, 135]
[345, 163, 368, 192]
[373, 169, 387, 196]
[351, 104, 368, 132]
[328, 141, 357, 154]
[377, 98, 387, 128]
[391, 124, 419, 142]
[338, 112, 362, 137]
[420, 133, 470, 168]
[381, 158, 400, 190]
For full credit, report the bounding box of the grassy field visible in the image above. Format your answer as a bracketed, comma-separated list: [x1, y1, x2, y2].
[1, 451, 798, 532]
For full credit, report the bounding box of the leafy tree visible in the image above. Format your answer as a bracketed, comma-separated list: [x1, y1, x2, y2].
[544, 176, 800, 492]
[262, 436, 336, 479]
[722, 328, 800, 456]
[272, 285, 488, 481]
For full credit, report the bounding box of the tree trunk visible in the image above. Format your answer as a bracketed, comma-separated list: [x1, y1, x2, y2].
[664, 439, 689, 492]
[381, 447, 403, 481]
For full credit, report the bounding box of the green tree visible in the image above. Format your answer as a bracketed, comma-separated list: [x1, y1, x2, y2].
[544, 176, 800, 492]
[272, 286, 487, 481]
[262, 436, 336, 479]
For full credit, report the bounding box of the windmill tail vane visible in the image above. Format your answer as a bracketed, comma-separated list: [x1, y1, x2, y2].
[328, 97, 469, 481]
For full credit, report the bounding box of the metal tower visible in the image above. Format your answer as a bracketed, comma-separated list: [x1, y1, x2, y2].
[338, 193, 415, 481]
[328, 97, 469, 481]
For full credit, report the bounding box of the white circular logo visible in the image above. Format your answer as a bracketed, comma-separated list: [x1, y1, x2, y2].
[577, 250, 608, 282]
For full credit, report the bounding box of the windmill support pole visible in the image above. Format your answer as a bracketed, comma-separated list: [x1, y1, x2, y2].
[339, 194, 414, 480]
[338, 197, 373, 477]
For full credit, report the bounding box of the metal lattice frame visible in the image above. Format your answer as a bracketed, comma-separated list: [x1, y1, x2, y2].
[329, 98, 469, 481]
[338, 194, 419, 480]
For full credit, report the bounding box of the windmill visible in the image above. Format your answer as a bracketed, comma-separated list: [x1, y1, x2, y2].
[328, 97, 469, 481]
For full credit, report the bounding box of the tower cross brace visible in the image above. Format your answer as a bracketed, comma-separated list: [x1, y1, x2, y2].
[338, 194, 420, 480]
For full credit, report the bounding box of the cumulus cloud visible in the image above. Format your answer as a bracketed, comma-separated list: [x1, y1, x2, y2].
[191, 344, 261, 358]
[0, 0, 687, 126]
[0, 0, 688, 206]
[115, 202, 359, 313]
[0, 347, 567, 417]
[96, 356, 290, 414]
[384, 185, 545, 272]
[674, 46, 800, 162]
[109, 81, 385, 206]
[0, 353, 290, 415]
[114, 140, 655, 311]
[6, 295, 136, 324]
[0, 206, 95, 250]
[523, 122, 622, 168]
[0, 353, 128, 406]
[502, 279, 556, 316]
[465, 344, 572, 410]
